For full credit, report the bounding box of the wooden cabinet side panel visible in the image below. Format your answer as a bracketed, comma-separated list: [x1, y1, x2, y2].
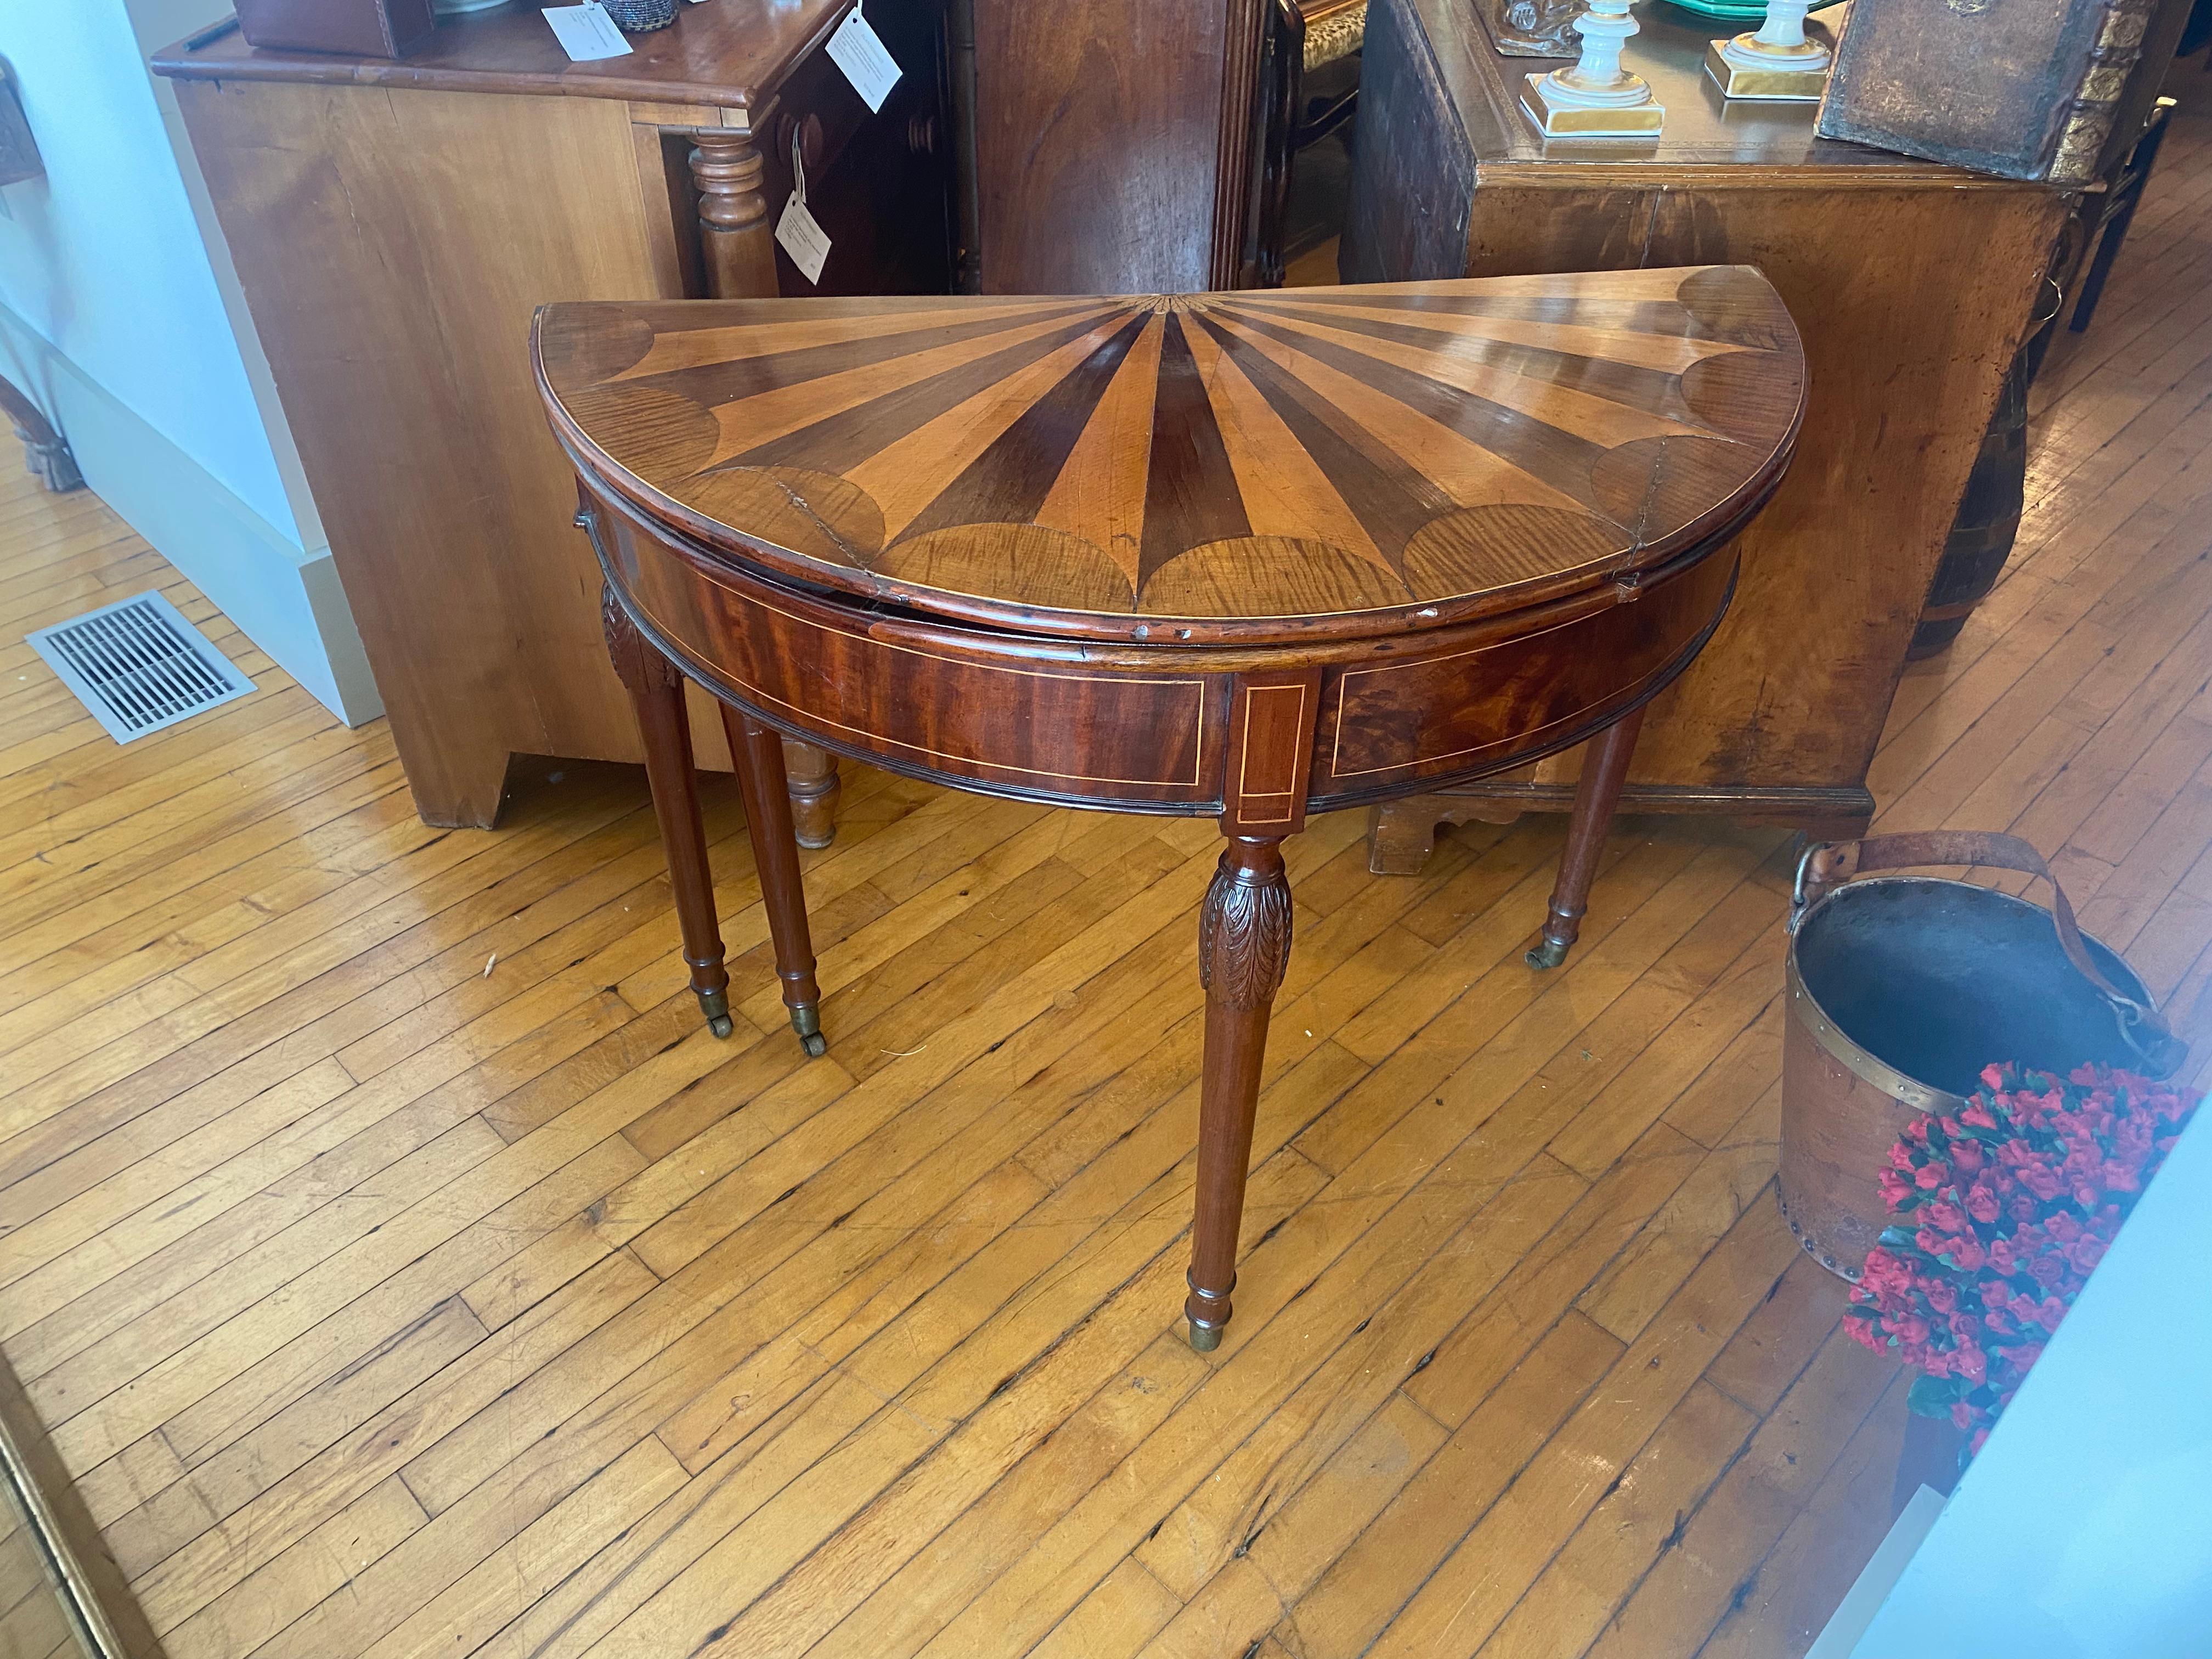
[173, 78, 695, 823]
[1340, 0, 1480, 284]
[1463, 179, 2068, 798]
[969, 0, 1232, 294]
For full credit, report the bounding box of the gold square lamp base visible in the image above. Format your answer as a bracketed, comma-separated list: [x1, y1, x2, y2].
[1521, 71, 1664, 138]
[1703, 38, 1828, 102]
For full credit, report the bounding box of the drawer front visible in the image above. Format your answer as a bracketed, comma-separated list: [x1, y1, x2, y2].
[591, 487, 1226, 811]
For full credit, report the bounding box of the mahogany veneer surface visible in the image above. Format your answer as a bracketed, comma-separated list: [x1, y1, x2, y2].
[537, 266, 1805, 646]
[161, 0, 844, 113]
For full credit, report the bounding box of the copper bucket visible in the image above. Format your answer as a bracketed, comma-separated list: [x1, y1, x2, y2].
[1779, 831, 2186, 1280]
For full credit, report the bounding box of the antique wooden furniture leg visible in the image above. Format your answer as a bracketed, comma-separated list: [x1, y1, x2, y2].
[603, 588, 734, 1037]
[719, 704, 828, 1056]
[690, 128, 843, 846]
[544, 265, 1805, 1350]
[780, 737, 842, 850]
[0, 375, 84, 494]
[1186, 834, 1295, 1351]
[1527, 706, 1647, 970]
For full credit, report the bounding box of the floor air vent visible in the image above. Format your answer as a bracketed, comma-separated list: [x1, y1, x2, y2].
[26, 591, 254, 743]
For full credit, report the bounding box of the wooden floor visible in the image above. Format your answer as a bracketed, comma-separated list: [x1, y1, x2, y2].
[6, 113, 2212, 1659]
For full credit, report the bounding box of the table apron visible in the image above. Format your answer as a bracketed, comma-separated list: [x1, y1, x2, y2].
[590, 483, 1737, 816]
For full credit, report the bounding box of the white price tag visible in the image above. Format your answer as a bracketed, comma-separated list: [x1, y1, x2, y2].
[541, 2, 632, 60]
[826, 3, 901, 113]
[776, 196, 832, 286]
[775, 129, 832, 285]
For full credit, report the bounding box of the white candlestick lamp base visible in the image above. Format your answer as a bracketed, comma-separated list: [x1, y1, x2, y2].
[1706, 0, 1832, 101]
[1521, 0, 1664, 137]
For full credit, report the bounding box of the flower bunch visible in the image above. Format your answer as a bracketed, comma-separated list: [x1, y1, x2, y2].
[1843, 1061, 2199, 1455]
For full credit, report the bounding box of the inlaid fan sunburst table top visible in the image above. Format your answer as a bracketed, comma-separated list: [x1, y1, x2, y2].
[541, 265, 1807, 1361]
[537, 265, 1804, 645]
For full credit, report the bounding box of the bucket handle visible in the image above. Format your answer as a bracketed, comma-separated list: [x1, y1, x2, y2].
[1791, 830, 2187, 1079]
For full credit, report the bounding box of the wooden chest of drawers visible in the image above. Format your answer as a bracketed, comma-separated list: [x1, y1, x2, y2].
[154, 1, 954, 827]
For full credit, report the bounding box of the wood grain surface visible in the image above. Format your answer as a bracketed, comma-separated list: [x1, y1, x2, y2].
[1347, 0, 2071, 845]
[538, 267, 1805, 643]
[1, 109, 2211, 1652]
[153, 0, 853, 117]
[156, 4, 955, 831]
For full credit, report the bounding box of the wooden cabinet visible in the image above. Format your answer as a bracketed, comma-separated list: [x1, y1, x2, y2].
[953, 0, 1271, 293]
[153, 1, 953, 828]
[1347, 0, 2070, 868]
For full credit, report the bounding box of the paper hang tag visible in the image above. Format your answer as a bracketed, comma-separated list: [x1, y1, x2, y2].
[775, 131, 832, 285]
[826, 4, 901, 114]
[541, 2, 632, 60]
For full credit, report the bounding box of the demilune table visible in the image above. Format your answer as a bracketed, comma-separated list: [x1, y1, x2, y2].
[534, 268, 1805, 1349]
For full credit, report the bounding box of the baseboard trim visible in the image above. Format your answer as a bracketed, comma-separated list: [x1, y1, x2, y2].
[0, 303, 382, 726]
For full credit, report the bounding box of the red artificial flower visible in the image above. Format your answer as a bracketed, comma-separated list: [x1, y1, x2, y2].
[1846, 1062, 2200, 1468]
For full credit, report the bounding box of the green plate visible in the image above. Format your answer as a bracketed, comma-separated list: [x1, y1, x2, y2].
[1658, 0, 1770, 18]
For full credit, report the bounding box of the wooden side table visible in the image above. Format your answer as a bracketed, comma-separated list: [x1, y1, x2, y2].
[536, 266, 1807, 1347]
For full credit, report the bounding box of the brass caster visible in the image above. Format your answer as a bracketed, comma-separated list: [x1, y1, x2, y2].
[801, 1031, 828, 1058]
[1525, 937, 1571, 970]
[1187, 1319, 1223, 1353]
[697, 986, 735, 1037]
[790, 1003, 826, 1058]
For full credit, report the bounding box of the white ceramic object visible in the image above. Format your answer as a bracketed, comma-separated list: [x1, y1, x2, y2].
[432, 0, 508, 15]
[1720, 0, 1832, 71]
[1523, 0, 1664, 135]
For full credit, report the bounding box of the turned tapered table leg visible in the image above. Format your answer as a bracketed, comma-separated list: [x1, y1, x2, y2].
[686, 128, 842, 850]
[1186, 834, 1295, 1351]
[781, 738, 842, 850]
[603, 588, 733, 1036]
[1526, 705, 1647, 970]
[720, 704, 828, 1057]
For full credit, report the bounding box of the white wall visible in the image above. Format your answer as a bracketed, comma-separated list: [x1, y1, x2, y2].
[0, 0, 380, 724]
[1849, 1103, 2212, 1657]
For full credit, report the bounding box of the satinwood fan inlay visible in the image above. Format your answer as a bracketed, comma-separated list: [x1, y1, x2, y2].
[536, 267, 1804, 640]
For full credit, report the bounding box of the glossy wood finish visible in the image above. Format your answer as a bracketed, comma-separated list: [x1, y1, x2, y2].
[961, 0, 1268, 292]
[6, 138, 2212, 1659]
[602, 589, 733, 1037]
[152, 3, 952, 831]
[718, 702, 828, 1053]
[538, 269, 1803, 641]
[1350, 0, 2072, 865]
[155, 0, 848, 116]
[543, 267, 1807, 1345]
[1527, 703, 1644, 970]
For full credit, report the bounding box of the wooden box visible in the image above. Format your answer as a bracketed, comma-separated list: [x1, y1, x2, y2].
[235, 0, 437, 59]
[1816, 0, 2187, 184]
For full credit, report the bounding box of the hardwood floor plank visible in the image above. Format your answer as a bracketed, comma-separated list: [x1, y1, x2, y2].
[3, 125, 2210, 1659]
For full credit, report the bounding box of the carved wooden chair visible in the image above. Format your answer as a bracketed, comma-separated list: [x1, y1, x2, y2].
[1254, 0, 1365, 284]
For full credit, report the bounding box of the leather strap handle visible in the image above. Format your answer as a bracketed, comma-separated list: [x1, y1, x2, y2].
[1792, 830, 2187, 1079]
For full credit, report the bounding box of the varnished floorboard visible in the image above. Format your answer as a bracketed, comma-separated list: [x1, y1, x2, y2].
[4, 117, 2211, 1658]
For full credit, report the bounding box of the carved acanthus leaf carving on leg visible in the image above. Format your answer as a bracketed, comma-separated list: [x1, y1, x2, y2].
[601, 582, 681, 696]
[1198, 839, 1294, 1011]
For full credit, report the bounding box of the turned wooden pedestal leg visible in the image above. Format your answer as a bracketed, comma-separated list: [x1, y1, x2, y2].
[1526, 705, 1647, 970]
[721, 704, 827, 1057]
[1186, 835, 1295, 1351]
[603, 588, 733, 1036]
[689, 128, 840, 849]
[780, 738, 842, 849]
